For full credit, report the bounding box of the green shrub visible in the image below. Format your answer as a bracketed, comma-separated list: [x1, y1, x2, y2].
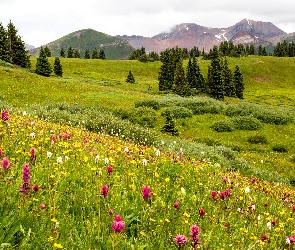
[0, 59, 13, 67]
[161, 106, 193, 119]
[247, 135, 268, 144]
[231, 116, 262, 130]
[272, 144, 288, 153]
[210, 120, 235, 132]
[134, 99, 160, 110]
[193, 137, 221, 146]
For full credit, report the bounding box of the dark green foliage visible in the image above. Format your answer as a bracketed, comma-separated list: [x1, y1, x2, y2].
[187, 56, 206, 94]
[210, 120, 235, 132]
[158, 49, 174, 91]
[161, 111, 179, 136]
[233, 65, 244, 99]
[258, 45, 268, 56]
[84, 48, 90, 59]
[207, 46, 224, 100]
[148, 51, 159, 61]
[115, 107, 157, 128]
[222, 57, 236, 97]
[67, 46, 74, 58]
[134, 99, 160, 110]
[189, 46, 201, 57]
[272, 144, 288, 153]
[92, 48, 98, 59]
[6, 20, 30, 68]
[173, 61, 191, 96]
[139, 53, 148, 62]
[129, 47, 146, 60]
[35, 46, 52, 77]
[98, 49, 106, 59]
[274, 40, 295, 57]
[247, 135, 268, 144]
[53, 57, 63, 77]
[74, 49, 80, 58]
[60, 47, 65, 57]
[161, 106, 193, 119]
[0, 23, 10, 62]
[44, 46, 51, 57]
[126, 70, 135, 83]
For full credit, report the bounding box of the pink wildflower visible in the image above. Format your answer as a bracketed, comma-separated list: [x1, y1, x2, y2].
[111, 215, 125, 233]
[142, 185, 152, 200]
[174, 234, 187, 246]
[292, 205, 295, 212]
[1, 110, 9, 122]
[199, 208, 205, 216]
[225, 189, 231, 197]
[100, 185, 108, 197]
[222, 177, 227, 182]
[20, 163, 31, 194]
[107, 165, 113, 174]
[64, 132, 70, 139]
[1, 157, 10, 171]
[30, 147, 36, 164]
[261, 234, 268, 242]
[173, 202, 179, 209]
[33, 184, 39, 192]
[40, 203, 46, 209]
[211, 191, 217, 199]
[220, 191, 226, 200]
[0, 148, 3, 157]
[190, 225, 204, 247]
[51, 136, 57, 144]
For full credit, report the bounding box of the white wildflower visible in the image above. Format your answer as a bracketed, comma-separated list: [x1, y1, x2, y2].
[47, 152, 53, 158]
[30, 132, 36, 138]
[104, 158, 109, 165]
[245, 187, 250, 193]
[57, 156, 62, 164]
[266, 221, 272, 230]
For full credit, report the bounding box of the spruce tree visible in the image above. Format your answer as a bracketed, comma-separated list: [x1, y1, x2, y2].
[35, 46, 52, 77]
[207, 46, 224, 100]
[60, 47, 65, 57]
[7, 20, 30, 68]
[234, 65, 244, 99]
[44, 46, 51, 57]
[53, 57, 63, 77]
[98, 49, 106, 59]
[161, 111, 179, 136]
[84, 49, 90, 59]
[92, 48, 98, 59]
[222, 57, 236, 97]
[191, 56, 206, 93]
[158, 49, 174, 91]
[74, 49, 80, 58]
[0, 22, 10, 62]
[67, 46, 73, 58]
[173, 61, 191, 96]
[126, 70, 135, 83]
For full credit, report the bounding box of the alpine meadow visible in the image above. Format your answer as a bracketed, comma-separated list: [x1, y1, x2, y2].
[1, 20, 295, 250]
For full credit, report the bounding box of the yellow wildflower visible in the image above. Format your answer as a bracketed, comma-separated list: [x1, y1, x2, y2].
[53, 243, 63, 249]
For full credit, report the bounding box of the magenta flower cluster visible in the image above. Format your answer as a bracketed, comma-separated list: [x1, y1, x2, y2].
[20, 163, 31, 194]
[174, 225, 203, 249]
[1, 157, 10, 171]
[1, 110, 9, 122]
[142, 185, 152, 200]
[100, 185, 108, 197]
[111, 215, 125, 233]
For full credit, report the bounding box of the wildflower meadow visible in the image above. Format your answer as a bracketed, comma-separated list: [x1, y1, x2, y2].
[1, 110, 295, 249]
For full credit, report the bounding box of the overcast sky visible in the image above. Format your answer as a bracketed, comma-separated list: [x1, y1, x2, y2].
[1, 0, 295, 47]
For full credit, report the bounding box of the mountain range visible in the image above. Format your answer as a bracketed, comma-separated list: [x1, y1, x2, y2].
[29, 18, 295, 59]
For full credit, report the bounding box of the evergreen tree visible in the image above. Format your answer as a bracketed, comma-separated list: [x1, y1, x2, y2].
[35, 46, 52, 77]
[60, 47, 65, 57]
[234, 65, 244, 99]
[192, 56, 206, 93]
[148, 51, 159, 61]
[0, 22, 10, 62]
[289, 42, 295, 57]
[98, 49, 106, 59]
[53, 57, 63, 77]
[126, 70, 135, 83]
[173, 61, 191, 96]
[67, 46, 73, 58]
[74, 49, 80, 58]
[44, 46, 51, 57]
[84, 48, 90, 59]
[158, 49, 174, 91]
[249, 44, 255, 55]
[161, 111, 179, 136]
[222, 57, 236, 97]
[92, 48, 98, 59]
[7, 20, 30, 68]
[207, 46, 224, 100]
[258, 45, 267, 56]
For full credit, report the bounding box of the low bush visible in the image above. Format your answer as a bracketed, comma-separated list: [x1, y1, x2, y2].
[247, 134, 268, 144]
[161, 106, 193, 119]
[272, 144, 288, 153]
[134, 99, 160, 110]
[210, 120, 235, 132]
[231, 116, 262, 130]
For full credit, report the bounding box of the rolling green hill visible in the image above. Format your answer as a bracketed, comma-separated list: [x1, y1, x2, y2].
[29, 28, 135, 59]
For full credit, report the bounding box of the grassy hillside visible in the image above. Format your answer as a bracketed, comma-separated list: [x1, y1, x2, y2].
[29, 29, 135, 60]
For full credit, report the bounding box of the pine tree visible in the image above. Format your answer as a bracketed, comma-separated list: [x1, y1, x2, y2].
[161, 111, 179, 136]
[0, 22, 10, 62]
[60, 47, 65, 57]
[92, 48, 98, 59]
[126, 70, 135, 83]
[249, 44, 255, 55]
[207, 46, 224, 100]
[98, 49, 106, 59]
[234, 65, 244, 99]
[74, 49, 80, 58]
[67, 46, 73, 58]
[7, 20, 30, 68]
[35, 46, 52, 77]
[173, 61, 191, 96]
[222, 57, 236, 97]
[44, 46, 51, 57]
[158, 49, 174, 91]
[53, 57, 63, 77]
[192, 56, 206, 93]
[84, 49, 90, 59]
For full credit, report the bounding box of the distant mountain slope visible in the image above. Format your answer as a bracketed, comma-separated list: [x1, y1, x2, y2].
[29, 29, 135, 59]
[119, 19, 288, 53]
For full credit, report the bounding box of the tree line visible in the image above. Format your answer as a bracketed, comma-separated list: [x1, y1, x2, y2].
[273, 40, 295, 57]
[60, 46, 106, 59]
[158, 45, 244, 100]
[0, 20, 30, 68]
